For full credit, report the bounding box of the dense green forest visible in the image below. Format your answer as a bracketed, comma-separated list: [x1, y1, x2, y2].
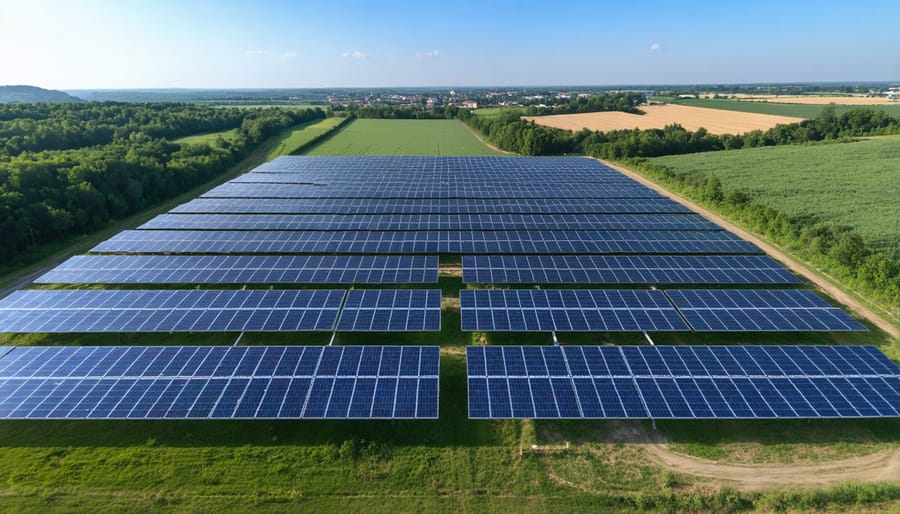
[0, 103, 324, 268]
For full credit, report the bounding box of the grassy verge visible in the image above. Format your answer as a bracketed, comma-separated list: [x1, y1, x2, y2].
[266, 117, 348, 160]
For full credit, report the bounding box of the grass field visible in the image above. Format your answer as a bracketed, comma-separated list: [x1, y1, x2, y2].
[650, 138, 900, 259]
[265, 117, 346, 160]
[172, 128, 239, 145]
[304, 119, 503, 156]
[661, 98, 900, 119]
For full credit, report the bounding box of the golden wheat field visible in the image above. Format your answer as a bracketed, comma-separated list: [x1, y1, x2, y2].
[524, 104, 802, 135]
[705, 94, 900, 105]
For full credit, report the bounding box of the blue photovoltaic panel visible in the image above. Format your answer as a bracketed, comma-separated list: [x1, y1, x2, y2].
[462, 255, 801, 285]
[0, 345, 439, 419]
[200, 182, 661, 200]
[139, 213, 720, 231]
[466, 345, 900, 419]
[91, 230, 759, 255]
[36, 255, 438, 285]
[171, 198, 692, 215]
[0, 289, 345, 333]
[667, 289, 867, 332]
[338, 290, 442, 331]
[459, 289, 689, 332]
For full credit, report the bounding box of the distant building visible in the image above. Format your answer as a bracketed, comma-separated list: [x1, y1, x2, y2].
[887, 87, 900, 100]
[461, 100, 478, 109]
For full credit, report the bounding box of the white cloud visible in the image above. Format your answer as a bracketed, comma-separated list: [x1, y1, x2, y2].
[342, 50, 368, 59]
[279, 52, 298, 60]
[650, 43, 661, 51]
[416, 49, 441, 59]
[242, 49, 267, 56]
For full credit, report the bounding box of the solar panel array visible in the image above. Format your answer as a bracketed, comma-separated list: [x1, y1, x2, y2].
[140, 213, 720, 231]
[467, 345, 900, 419]
[666, 289, 868, 331]
[462, 255, 801, 285]
[36, 255, 438, 285]
[0, 345, 439, 419]
[460, 290, 689, 332]
[338, 290, 442, 331]
[172, 198, 692, 215]
[0, 289, 442, 333]
[92, 229, 759, 255]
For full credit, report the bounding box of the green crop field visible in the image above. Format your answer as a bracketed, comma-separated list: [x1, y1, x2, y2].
[266, 117, 346, 160]
[304, 119, 503, 156]
[173, 128, 239, 145]
[663, 98, 900, 119]
[650, 138, 900, 259]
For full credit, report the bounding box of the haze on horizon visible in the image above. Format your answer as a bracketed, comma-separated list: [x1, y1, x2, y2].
[1, 0, 898, 90]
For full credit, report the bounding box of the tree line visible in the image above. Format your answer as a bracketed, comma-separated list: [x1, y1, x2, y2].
[0, 104, 324, 269]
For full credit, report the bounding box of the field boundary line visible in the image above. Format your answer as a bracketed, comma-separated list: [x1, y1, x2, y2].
[602, 158, 900, 339]
[459, 121, 514, 155]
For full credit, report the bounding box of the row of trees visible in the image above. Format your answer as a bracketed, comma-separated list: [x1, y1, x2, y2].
[0, 103, 246, 157]
[523, 92, 644, 116]
[0, 105, 325, 268]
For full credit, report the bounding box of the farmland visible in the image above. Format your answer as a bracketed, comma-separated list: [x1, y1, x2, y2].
[649, 138, 900, 259]
[524, 104, 802, 135]
[662, 98, 900, 119]
[173, 128, 239, 146]
[305, 119, 503, 155]
[266, 117, 346, 160]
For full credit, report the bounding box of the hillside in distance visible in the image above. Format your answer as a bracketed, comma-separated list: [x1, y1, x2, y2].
[0, 85, 82, 103]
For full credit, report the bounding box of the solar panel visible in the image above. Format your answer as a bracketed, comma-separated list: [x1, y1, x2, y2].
[92, 230, 759, 255]
[171, 198, 692, 215]
[666, 289, 867, 331]
[0, 345, 439, 419]
[201, 182, 661, 199]
[459, 290, 689, 331]
[139, 213, 720, 231]
[0, 289, 345, 333]
[467, 345, 900, 419]
[338, 290, 442, 331]
[36, 255, 438, 285]
[462, 255, 801, 285]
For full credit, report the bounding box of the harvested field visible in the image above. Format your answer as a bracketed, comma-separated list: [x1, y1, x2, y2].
[524, 104, 802, 135]
[707, 94, 900, 105]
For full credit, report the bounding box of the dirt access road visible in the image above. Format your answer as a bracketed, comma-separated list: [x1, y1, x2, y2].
[609, 422, 900, 491]
[604, 159, 900, 340]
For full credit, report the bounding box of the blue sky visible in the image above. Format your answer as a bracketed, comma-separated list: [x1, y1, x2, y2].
[1, 0, 898, 89]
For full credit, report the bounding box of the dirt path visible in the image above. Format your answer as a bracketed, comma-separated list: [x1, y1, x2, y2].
[602, 159, 900, 340]
[605, 421, 900, 491]
[459, 122, 514, 155]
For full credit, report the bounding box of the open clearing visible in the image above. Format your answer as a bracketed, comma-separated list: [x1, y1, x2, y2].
[173, 128, 239, 145]
[265, 117, 344, 160]
[305, 119, 503, 155]
[524, 104, 802, 135]
[649, 138, 900, 261]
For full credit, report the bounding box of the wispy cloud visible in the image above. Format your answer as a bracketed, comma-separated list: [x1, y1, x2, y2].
[416, 49, 441, 59]
[242, 49, 268, 56]
[649, 43, 661, 51]
[279, 51, 299, 60]
[342, 50, 369, 59]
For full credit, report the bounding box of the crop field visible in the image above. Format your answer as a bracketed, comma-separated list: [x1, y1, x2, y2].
[713, 94, 900, 106]
[173, 128, 239, 145]
[524, 104, 802, 135]
[664, 98, 900, 119]
[650, 138, 900, 259]
[304, 119, 503, 156]
[266, 117, 345, 160]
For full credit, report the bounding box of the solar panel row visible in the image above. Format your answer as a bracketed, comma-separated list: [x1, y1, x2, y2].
[0, 289, 442, 333]
[171, 198, 692, 215]
[139, 213, 720, 231]
[92, 230, 759, 255]
[460, 289, 866, 332]
[201, 182, 662, 199]
[467, 345, 900, 419]
[460, 289, 689, 332]
[0, 345, 440, 419]
[36, 255, 438, 285]
[462, 255, 801, 285]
